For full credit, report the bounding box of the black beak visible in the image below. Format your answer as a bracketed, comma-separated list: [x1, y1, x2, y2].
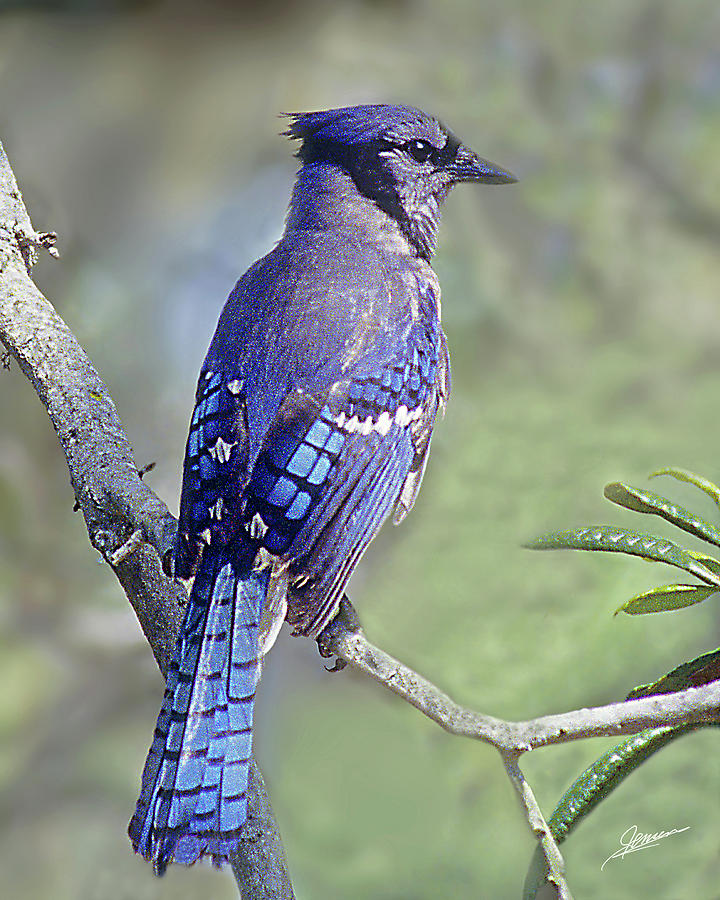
[446, 146, 517, 185]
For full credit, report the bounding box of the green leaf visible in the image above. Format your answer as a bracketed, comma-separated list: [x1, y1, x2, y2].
[628, 648, 720, 698]
[616, 583, 719, 615]
[525, 525, 720, 587]
[604, 482, 720, 549]
[649, 467, 720, 509]
[685, 550, 720, 578]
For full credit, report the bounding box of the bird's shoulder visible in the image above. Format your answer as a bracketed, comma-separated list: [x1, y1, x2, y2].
[206, 230, 440, 370]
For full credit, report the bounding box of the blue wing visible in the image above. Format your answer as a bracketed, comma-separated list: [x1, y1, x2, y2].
[174, 279, 448, 622]
[242, 295, 450, 635]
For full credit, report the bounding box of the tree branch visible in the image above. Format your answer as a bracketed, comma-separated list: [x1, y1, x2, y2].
[319, 599, 719, 750]
[0, 138, 295, 900]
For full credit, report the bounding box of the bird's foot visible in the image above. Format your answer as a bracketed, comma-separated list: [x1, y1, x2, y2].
[316, 595, 362, 670]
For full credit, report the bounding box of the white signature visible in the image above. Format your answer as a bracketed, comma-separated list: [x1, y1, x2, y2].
[601, 824, 690, 870]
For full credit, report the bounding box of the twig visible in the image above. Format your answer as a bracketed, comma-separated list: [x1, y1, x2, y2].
[319, 599, 720, 750]
[0, 137, 295, 900]
[501, 751, 570, 900]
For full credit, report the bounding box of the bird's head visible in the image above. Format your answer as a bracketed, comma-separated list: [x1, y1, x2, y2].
[284, 104, 516, 259]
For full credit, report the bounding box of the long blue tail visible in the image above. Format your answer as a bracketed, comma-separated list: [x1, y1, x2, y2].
[129, 552, 268, 874]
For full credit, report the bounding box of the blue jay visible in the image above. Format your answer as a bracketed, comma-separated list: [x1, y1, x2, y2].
[129, 104, 515, 873]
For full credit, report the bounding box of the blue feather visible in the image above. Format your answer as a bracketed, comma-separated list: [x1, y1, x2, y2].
[128, 555, 267, 872]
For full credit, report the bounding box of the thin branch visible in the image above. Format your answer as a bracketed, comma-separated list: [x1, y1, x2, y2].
[0, 138, 295, 900]
[319, 600, 720, 751]
[501, 751, 570, 900]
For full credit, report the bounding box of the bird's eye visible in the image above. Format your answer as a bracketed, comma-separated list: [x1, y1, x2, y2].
[403, 139, 434, 163]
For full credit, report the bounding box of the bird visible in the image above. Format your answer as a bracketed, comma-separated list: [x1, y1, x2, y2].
[128, 103, 516, 874]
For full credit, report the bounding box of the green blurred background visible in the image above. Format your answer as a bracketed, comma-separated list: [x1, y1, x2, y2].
[1, 1, 718, 897]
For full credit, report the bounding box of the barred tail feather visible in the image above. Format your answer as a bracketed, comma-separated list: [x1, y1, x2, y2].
[128, 553, 268, 874]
